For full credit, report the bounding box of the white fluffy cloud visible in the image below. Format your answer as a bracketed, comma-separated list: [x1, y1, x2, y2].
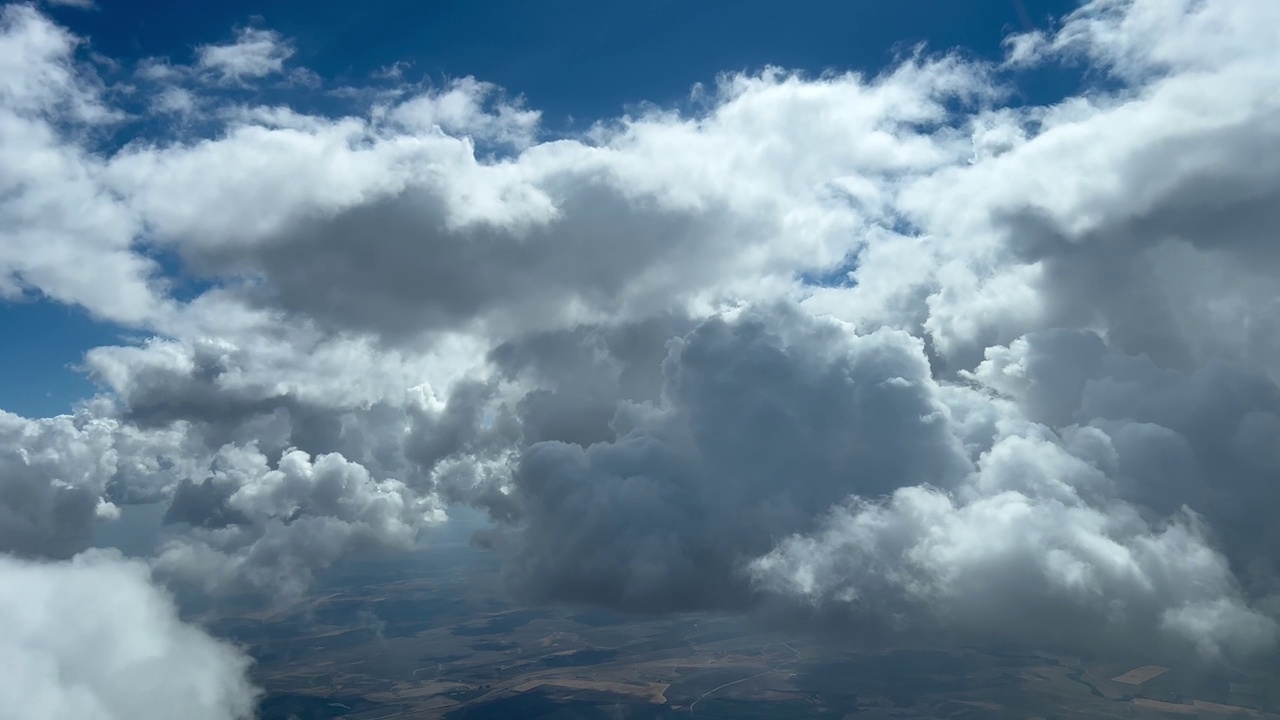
[3, 0, 1280, 667]
[751, 418, 1278, 662]
[40, 0, 95, 9]
[818, 0, 1280, 374]
[154, 444, 447, 598]
[0, 5, 160, 325]
[195, 27, 293, 83]
[0, 551, 258, 720]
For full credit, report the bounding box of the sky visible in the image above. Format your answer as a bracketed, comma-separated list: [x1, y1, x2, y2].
[48, 0, 1077, 119]
[4, 1, 1280, 718]
[1, 0, 1081, 418]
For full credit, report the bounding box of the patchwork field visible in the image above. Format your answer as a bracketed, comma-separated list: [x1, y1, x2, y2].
[200, 543, 1280, 720]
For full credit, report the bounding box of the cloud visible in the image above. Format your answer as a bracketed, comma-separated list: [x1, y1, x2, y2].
[0, 410, 118, 559]
[0, 4, 160, 325]
[0, 330, 476, 598]
[96, 55, 980, 343]
[752, 479, 1277, 662]
[385, 76, 542, 148]
[195, 27, 294, 84]
[967, 329, 1280, 589]
[486, 314, 694, 448]
[0, 406, 204, 559]
[482, 308, 1280, 661]
[0, 550, 258, 720]
[41, 0, 96, 9]
[152, 445, 447, 599]
[485, 307, 972, 612]
[827, 0, 1280, 375]
[2, 0, 1280, 666]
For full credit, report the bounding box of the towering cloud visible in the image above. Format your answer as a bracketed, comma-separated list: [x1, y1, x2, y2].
[487, 308, 971, 612]
[2, 0, 1280, 671]
[485, 310, 1280, 662]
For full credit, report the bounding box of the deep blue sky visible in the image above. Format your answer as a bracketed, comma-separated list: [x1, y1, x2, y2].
[58, 0, 1079, 122]
[3, 0, 1080, 417]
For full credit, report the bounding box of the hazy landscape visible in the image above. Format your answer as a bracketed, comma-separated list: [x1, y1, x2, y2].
[209, 531, 1279, 720]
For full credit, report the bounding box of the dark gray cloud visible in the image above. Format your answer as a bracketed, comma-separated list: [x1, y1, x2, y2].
[163, 477, 248, 529]
[485, 307, 971, 612]
[0, 462, 101, 559]
[1000, 122, 1280, 373]
[182, 184, 745, 342]
[467, 309, 1280, 663]
[486, 314, 694, 448]
[406, 380, 515, 477]
[972, 329, 1280, 590]
[0, 409, 166, 560]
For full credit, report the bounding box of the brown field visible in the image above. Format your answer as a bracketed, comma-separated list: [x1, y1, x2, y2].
[1192, 699, 1261, 716]
[1133, 698, 1261, 716]
[512, 678, 670, 703]
[951, 699, 1004, 710]
[1113, 665, 1170, 685]
[1134, 698, 1199, 714]
[228, 549, 1279, 720]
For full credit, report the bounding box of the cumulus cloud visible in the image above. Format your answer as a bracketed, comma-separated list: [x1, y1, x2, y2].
[95, 54, 980, 343]
[482, 308, 1280, 661]
[0, 410, 118, 559]
[0, 4, 160, 324]
[2, 0, 1280, 667]
[385, 76, 542, 148]
[153, 445, 447, 598]
[485, 307, 971, 612]
[41, 0, 95, 9]
[750, 425, 1277, 662]
[0, 406, 204, 559]
[0, 550, 258, 720]
[968, 330, 1280, 588]
[195, 27, 293, 83]
[822, 0, 1280, 375]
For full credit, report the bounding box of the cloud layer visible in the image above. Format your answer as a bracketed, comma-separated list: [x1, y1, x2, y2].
[3, 0, 1280, 671]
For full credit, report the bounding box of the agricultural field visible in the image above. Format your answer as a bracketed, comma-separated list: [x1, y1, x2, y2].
[198, 538, 1280, 720]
